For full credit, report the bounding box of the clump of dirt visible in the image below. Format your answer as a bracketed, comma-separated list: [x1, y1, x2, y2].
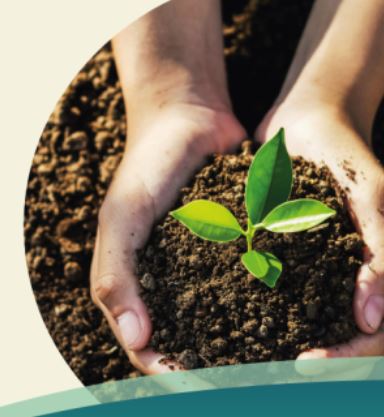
[138, 141, 363, 369]
[342, 160, 357, 183]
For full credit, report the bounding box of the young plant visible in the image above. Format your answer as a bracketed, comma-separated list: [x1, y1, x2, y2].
[170, 128, 335, 288]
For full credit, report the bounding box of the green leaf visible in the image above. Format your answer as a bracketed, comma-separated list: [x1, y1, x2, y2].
[241, 250, 282, 288]
[262, 198, 336, 233]
[170, 200, 243, 242]
[245, 128, 292, 224]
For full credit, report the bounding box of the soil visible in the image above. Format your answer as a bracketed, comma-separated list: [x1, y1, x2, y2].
[24, 48, 140, 383]
[137, 142, 362, 369]
[24, 0, 384, 385]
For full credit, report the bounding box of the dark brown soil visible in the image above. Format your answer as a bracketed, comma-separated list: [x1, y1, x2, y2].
[137, 142, 362, 369]
[24, 48, 141, 383]
[24, 0, 384, 385]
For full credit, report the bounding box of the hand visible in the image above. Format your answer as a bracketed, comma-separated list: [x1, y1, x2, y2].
[91, 103, 245, 374]
[90, 0, 246, 374]
[257, 105, 384, 359]
[254, 0, 384, 360]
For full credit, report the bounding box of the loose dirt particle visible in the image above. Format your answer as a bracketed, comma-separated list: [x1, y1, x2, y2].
[177, 349, 199, 370]
[140, 273, 156, 291]
[63, 131, 89, 151]
[64, 262, 82, 282]
[342, 160, 357, 183]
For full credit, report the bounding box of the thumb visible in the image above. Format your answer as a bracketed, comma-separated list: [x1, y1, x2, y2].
[91, 221, 152, 351]
[354, 249, 384, 334]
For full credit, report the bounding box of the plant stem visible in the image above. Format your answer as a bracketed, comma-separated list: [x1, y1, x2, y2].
[246, 234, 252, 251]
[245, 220, 264, 252]
[246, 218, 253, 252]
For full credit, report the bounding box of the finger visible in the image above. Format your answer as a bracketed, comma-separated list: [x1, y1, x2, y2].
[354, 249, 384, 334]
[295, 330, 384, 377]
[129, 349, 183, 375]
[297, 328, 384, 359]
[91, 201, 152, 351]
[131, 350, 218, 393]
[92, 231, 177, 376]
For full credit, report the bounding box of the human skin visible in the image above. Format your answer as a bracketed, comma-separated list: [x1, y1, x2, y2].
[91, 0, 384, 375]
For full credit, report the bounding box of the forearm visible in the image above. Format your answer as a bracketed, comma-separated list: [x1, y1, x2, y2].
[281, 0, 384, 137]
[113, 0, 230, 136]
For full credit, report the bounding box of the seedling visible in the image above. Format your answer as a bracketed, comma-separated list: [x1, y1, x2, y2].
[171, 128, 335, 288]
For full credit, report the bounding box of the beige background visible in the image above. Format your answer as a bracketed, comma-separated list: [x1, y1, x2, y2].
[0, 0, 167, 407]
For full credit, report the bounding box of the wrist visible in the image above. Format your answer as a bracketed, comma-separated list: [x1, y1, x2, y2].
[277, 84, 374, 141]
[123, 74, 233, 140]
[125, 67, 231, 110]
[120, 94, 244, 157]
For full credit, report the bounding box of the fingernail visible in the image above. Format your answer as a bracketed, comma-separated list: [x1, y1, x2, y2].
[117, 310, 142, 349]
[364, 295, 384, 331]
[297, 351, 317, 360]
[295, 350, 327, 376]
[297, 349, 327, 360]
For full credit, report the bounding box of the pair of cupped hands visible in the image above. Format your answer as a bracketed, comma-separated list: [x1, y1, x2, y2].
[91, 101, 384, 375]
